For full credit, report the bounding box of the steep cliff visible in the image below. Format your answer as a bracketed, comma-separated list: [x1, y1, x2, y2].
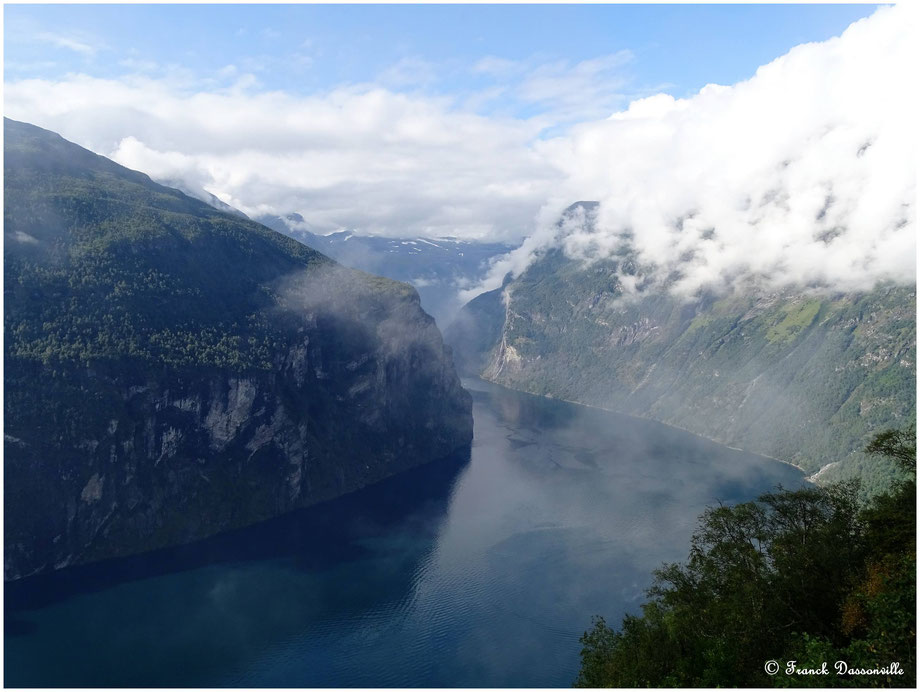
[450, 208, 915, 496]
[442, 273, 510, 375]
[3, 119, 473, 580]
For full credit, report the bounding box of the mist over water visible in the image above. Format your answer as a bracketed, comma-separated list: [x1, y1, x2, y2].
[5, 380, 804, 687]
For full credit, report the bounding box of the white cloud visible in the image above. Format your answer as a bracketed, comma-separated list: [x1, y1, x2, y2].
[4, 74, 560, 240]
[470, 51, 636, 124]
[5, 4, 916, 302]
[518, 51, 633, 113]
[476, 4, 918, 298]
[3, 60, 60, 73]
[35, 31, 97, 56]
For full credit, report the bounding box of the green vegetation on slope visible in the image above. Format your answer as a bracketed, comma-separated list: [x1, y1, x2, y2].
[4, 118, 473, 579]
[3, 118, 337, 373]
[766, 298, 823, 343]
[4, 117, 439, 453]
[575, 430, 916, 688]
[465, 246, 915, 495]
[443, 274, 509, 375]
[4, 118, 420, 373]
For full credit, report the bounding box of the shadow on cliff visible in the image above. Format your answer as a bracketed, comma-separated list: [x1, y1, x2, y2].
[5, 445, 472, 619]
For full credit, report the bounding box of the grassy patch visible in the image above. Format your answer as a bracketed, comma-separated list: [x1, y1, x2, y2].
[766, 299, 822, 343]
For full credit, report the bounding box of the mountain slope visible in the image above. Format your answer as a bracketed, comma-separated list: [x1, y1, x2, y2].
[449, 207, 915, 496]
[442, 273, 509, 375]
[3, 118, 473, 580]
[257, 214, 516, 325]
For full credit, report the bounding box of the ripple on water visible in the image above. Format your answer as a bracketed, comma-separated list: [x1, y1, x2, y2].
[5, 380, 805, 688]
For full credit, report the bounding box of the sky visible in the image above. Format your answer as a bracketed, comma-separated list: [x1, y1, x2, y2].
[4, 3, 916, 297]
[5, 4, 880, 104]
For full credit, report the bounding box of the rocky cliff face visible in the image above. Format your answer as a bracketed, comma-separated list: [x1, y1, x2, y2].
[5, 306, 471, 580]
[4, 119, 472, 580]
[450, 242, 915, 496]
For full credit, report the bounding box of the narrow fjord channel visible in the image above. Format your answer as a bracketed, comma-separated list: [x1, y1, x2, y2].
[5, 379, 804, 687]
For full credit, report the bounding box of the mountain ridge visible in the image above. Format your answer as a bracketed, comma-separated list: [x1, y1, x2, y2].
[4, 118, 473, 579]
[448, 208, 915, 496]
[257, 213, 517, 325]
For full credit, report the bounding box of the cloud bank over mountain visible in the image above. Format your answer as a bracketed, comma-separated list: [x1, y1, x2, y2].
[6, 4, 916, 296]
[483, 4, 917, 298]
[4, 78, 560, 240]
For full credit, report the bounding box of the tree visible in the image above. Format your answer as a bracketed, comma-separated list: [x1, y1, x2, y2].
[576, 429, 916, 688]
[865, 428, 916, 473]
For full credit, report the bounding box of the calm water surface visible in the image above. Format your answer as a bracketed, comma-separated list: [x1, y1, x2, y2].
[5, 379, 804, 687]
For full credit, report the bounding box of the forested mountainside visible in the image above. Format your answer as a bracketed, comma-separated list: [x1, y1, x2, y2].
[3, 118, 473, 580]
[576, 430, 916, 687]
[258, 213, 516, 325]
[449, 205, 915, 495]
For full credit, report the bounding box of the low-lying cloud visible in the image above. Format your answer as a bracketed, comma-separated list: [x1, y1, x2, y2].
[5, 4, 916, 299]
[480, 4, 917, 298]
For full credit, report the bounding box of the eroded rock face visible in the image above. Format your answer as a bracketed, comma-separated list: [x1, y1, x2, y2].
[5, 299, 472, 580]
[449, 245, 915, 488]
[3, 118, 473, 580]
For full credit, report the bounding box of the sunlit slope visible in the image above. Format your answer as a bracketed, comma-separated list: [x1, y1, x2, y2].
[452, 246, 915, 495]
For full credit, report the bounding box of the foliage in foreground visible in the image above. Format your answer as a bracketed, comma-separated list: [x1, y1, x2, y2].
[576, 430, 916, 688]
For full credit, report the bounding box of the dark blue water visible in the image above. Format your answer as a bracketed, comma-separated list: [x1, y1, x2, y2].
[4, 379, 804, 687]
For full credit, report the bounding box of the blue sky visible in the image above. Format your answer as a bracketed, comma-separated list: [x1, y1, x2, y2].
[6, 2, 910, 273]
[5, 4, 879, 117]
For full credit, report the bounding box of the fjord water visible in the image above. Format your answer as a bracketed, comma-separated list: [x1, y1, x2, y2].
[5, 379, 804, 687]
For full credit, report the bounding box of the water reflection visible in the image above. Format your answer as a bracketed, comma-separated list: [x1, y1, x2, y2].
[5, 448, 470, 687]
[5, 379, 804, 688]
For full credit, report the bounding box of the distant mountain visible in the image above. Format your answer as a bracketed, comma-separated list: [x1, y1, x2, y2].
[448, 203, 916, 497]
[257, 214, 517, 326]
[3, 118, 473, 580]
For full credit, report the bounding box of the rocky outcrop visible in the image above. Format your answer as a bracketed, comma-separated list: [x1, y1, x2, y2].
[3, 119, 472, 580]
[5, 284, 472, 581]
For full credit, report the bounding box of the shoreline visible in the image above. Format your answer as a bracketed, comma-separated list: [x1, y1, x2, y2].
[470, 375, 814, 481]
